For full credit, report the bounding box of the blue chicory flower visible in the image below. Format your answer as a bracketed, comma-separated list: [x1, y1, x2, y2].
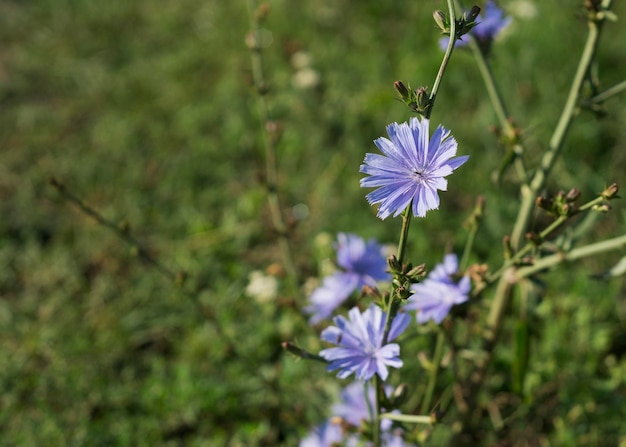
[300, 421, 415, 447]
[404, 253, 471, 324]
[320, 304, 410, 381]
[439, 0, 512, 49]
[360, 117, 468, 220]
[305, 233, 391, 324]
[299, 420, 345, 447]
[302, 384, 419, 446]
[332, 381, 394, 431]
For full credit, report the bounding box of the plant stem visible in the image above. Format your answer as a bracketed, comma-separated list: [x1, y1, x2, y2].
[462, 17, 528, 183]
[514, 233, 626, 280]
[449, 7, 614, 442]
[420, 330, 446, 414]
[474, 193, 610, 295]
[510, 3, 612, 249]
[583, 79, 626, 105]
[246, 0, 299, 294]
[376, 204, 413, 445]
[373, 376, 381, 447]
[397, 206, 413, 266]
[460, 196, 484, 271]
[426, 0, 456, 119]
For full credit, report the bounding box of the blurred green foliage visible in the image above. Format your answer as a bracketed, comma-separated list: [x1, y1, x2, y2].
[0, 0, 625, 445]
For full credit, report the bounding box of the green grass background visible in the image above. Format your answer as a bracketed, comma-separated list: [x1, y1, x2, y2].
[1, 0, 625, 445]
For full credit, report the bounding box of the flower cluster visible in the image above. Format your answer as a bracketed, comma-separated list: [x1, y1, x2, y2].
[305, 233, 390, 324]
[405, 253, 471, 324]
[303, 35, 473, 445]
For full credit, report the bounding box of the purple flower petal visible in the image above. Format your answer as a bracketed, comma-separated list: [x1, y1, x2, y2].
[319, 305, 408, 381]
[305, 233, 390, 323]
[405, 253, 471, 324]
[360, 117, 468, 220]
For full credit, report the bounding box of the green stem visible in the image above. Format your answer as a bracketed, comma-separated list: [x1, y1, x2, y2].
[463, 18, 528, 183]
[460, 197, 484, 271]
[377, 2, 461, 442]
[381, 413, 433, 424]
[514, 233, 626, 280]
[449, 4, 614, 444]
[246, 0, 299, 294]
[510, 4, 611, 249]
[381, 208, 413, 344]
[426, 0, 456, 119]
[460, 226, 476, 273]
[397, 206, 413, 266]
[373, 377, 381, 447]
[420, 330, 446, 414]
[481, 194, 609, 289]
[583, 79, 626, 105]
[374, 208, 413, 446]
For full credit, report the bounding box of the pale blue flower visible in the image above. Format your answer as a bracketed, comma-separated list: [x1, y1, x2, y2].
[332, 381, 393, 431]
[303, 389, 418, 446]
[405, 254, 470, 324]
[360, 117, 468, 220]
[320, 305, 410, 381]
[305, 233, 390, 324]
[299, 420, 344, 447]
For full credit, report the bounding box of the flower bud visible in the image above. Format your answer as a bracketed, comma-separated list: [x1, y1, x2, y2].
[601, 182, 619, 200]
[433, 10, 448, 32]
[387, 254, 401, 273]
[416, 87, 431, 114]
[584, 0, 602, 12]
[566, 188, 581, 202]
[535, 195, 552, 211]
[407, 263, 427, 281]
[254, 2, 270, 22]
[458, 6, 481, 38]
[593, 203, 611, 213]
[467, 5, 481, 23]
[394, 80, 410, 101]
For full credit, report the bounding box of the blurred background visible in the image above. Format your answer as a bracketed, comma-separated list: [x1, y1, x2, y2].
[1, 0, 625, 445]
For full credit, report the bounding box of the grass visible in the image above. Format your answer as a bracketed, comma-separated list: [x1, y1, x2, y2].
[1, 0, 625, 445]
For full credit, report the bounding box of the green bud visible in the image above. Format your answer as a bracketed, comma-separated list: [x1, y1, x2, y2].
[458, 6, 481, 38]
[592, 203, 611, 213]
[394, 80, 410, 101]
[407, 263, 427, 282]
[601, 182, 619, 200]
[254, 2, 271, 22]
[416, 87, 431, 115]
[535, 195, 552, 211]
[467, 5, 481, 23]
[433, 10, 448, 33]
[584, 0, 602, 12]
[566, 188, 581, 202]
[388, 254, 401, 273]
